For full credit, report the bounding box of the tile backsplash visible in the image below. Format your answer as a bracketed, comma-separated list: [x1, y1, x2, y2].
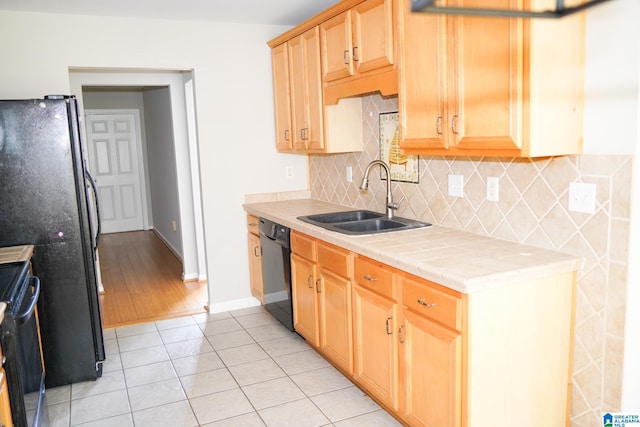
[309, 94, 631, 427]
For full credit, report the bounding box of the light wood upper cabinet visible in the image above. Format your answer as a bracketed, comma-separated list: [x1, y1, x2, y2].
[320, 0, 394, 83]
[271, 43, 292, 151]
[289, 27, 324, 151]
[398, 0, 584, 157]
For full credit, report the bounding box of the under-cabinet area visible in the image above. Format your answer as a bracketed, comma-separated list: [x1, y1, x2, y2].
[267, 0, 585, 157]
[244, 199, 581, 427]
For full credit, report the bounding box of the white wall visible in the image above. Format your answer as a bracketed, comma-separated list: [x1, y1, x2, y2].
[143, 86, 183, 255]
[0, 10, 308, 309]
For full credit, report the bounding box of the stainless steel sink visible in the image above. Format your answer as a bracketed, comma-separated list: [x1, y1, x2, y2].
[297, 210, 431, 235]
[302, 210, 384, 224]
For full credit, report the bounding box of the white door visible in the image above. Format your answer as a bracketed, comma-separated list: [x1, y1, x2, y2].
[85, 111, 146, 234]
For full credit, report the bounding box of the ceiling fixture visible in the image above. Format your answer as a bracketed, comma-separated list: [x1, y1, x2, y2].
[411, 0, 615, 18]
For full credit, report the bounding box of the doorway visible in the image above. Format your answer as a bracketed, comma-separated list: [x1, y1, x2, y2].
[70, 70, 209, 327]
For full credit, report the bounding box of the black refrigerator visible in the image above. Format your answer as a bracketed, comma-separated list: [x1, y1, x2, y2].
[0, 96, 105, 388]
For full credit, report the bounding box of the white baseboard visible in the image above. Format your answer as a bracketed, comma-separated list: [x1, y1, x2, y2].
[207, 297, 261, 314]
[151, 228, 183, 261]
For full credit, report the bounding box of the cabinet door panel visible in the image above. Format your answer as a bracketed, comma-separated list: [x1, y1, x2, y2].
[453, 0, 522, 150]
[248, 232, 263, 302]
[291, 254, 319, 347]
[318, 269, 353, 374]
[321, 11, 353, 82]
[352, 0, 394, 75]
[303, 27, 324, 150]
[271, 43, 292, 150]
[353, 285, 399, 410]
[288, 35, 308, 150]
[402, 310, 462, 427]
[398, 0, 448, 149]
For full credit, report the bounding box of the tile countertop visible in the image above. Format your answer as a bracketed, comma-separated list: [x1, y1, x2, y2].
[243, 199, 583, 294]
[0, 245, 34, 264]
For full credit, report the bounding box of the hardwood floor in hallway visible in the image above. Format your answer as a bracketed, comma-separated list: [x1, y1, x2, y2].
[98, 230, 208, 328]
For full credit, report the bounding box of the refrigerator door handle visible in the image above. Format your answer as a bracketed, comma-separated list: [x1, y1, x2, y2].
[85, 169, 101, 251]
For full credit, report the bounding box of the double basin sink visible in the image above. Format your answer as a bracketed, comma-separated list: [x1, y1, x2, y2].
[297, 210, 431, 236]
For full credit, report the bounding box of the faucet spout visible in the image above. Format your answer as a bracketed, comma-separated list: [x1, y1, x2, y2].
[360, 160, 398, 219]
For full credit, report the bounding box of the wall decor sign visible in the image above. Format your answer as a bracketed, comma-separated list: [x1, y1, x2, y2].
[379, 111, 419, 183]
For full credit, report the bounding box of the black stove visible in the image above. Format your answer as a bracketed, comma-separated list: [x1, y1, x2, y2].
[0, 260, 48, 427]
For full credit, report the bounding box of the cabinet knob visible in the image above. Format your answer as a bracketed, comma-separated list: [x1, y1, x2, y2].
[436, 116, 443, 135]
[315, 278, 322, 293]
[343, 49, 350, 65]
[253, 246, 261, 257]
[307, 274, 314, 289]
[284, 129, 290, 141]
[385, 317, 393, 335]
[352, 46, 359, 62]
[417, 298, 436, 307]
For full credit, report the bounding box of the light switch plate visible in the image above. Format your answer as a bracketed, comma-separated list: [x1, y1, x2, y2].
[568, 182, 596, 214]
[448, 175, 464, 198]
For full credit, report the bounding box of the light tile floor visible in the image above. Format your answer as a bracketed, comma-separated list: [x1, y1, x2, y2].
[39, 305, 403, 426]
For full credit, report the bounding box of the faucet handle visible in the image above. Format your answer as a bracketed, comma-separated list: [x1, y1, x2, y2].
[389, 195, 405, 211]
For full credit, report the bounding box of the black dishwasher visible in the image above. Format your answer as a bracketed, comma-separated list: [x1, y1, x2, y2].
[258, 218, 293, 331]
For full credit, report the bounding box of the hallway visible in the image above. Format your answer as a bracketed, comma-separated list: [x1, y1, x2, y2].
[98, 231, 207, 328]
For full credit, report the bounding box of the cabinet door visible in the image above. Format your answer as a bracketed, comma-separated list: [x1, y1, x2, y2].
[288, 35, 309, 150]
[291, 253, 319, 347]
[302, 27, 324, 151]
[271, 42, 292, 151]
[289, 28, 324, 151]
[247, 232, 263, 302]
[353, 285, 399, 410]
[401, 309, 462, 427]
[352, 0, 394, 75]
[451, 0, 522, 151]
[320, 10, 353, 82]
[397, 0, 448, 150]
[318, 268, 353, 374]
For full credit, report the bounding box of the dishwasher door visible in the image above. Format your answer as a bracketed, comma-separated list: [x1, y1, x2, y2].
[258, 218, 293, 331]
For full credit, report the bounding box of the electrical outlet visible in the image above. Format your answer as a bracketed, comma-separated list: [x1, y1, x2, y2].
[172, 220, 177, 232]
[487, 177, 499, 202]
[448, 175, 464, 198]
[285, 166, 293, 179]
[346, 166, 353, 183]
[568, 182, 596, 214]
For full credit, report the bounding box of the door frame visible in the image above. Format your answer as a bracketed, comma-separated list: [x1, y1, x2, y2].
[84, 108, 150, 232]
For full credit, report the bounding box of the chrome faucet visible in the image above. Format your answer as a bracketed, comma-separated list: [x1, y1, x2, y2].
[359, 160, 401, 219]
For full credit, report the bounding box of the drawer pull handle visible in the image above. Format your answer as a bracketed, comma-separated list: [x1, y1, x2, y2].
[253, 245, 261, 257]
[315, 279, 321, 293]
[307, 274, 313, 289]
[418, 298, 436, 307]
[385, 317, 393, 335]
[399, 325, 405, 343]
[363, 275, 378, 282]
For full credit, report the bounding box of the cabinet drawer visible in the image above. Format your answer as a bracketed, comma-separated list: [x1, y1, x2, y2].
[354, 256, 395, 300]
[401, 275, 462, 332]
[291, 232, 316, 261]
[246, 214, 260, 236]
[317, 242, 351, 278]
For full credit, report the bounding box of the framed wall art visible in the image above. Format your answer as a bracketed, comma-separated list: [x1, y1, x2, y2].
[379, 111, 419, 183]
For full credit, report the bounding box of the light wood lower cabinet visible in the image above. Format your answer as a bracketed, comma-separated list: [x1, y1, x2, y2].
[289, 233, 574, 427]
[246, 215, 263, 303]
[291, 232, 355, 377]
[399, 276, 462, 427]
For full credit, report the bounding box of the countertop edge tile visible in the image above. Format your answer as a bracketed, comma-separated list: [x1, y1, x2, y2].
[243, 199, 583, 294]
